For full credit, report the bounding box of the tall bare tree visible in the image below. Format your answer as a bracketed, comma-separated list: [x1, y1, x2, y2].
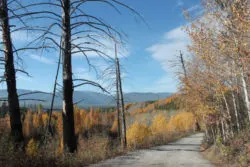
[25, 0, 141, 152]
[0, 0, 23, 142]
[115, 42, 121, 141]
[114, 41, 127, 149]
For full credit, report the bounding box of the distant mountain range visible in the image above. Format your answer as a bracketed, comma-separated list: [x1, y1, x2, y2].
[0, 89, 172, 108]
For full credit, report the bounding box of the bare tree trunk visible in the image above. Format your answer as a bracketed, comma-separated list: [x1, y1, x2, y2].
[117, 58, 127, 149]
[211, 126, 216, 144]
[61, 0, 76, 152]
[220, 119, 226, 142]
[179, 51, 187, 79]
[240, 70, 250, 121]
[0, 0, 23, 142]
[222, 93, 234, 138]
[115, 43, 121, 141]
[232, 92, 240, 132]
[180, 51, 201, 132]
[204, 125, 209, 141]
[194, 117, 201, 131]
[45, 42, 62, 140]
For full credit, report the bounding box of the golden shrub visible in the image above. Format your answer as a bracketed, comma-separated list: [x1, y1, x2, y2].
[56, 137, 64, 156]
[150, 114, 168, 135]
[55, 113, 63, 136]
[32, 112, 40, 129]
[26, 138, 38, 157]
[74, 110, 82, 135]
[167, 112, 194, 132]
[84, 115, 91, 130]
[23, 110, 32, 137]
[126, 121, 151, 148]
[41, 113, 48, 128]
[110, 118, 118, 133]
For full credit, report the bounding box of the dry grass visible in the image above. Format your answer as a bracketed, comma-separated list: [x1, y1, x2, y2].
[0, 134, 124, 167]
[0, 106, 195, 167]
[201, 127, 250, 167]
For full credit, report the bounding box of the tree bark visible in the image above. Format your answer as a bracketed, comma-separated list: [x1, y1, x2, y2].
[45, 43, 62, 139]
[240, 70, 250, 121]
[222, 93, 234, 138]
[61, 0, 77, 152]
[220, 119, 226, 142]
[117, 58, 127, 149]
[232, 92, 240, 132]
[115, 43, 121, 141]
[0, 0, 23, 142]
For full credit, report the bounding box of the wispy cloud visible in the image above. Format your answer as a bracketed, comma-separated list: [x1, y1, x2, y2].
[17, 74, 33, 82]
[72, 38, 130, 59]
[177, 0, 184, 7]
[186, 4, 200, 13]
[29, 54, 55, 65]
[11, 30, 41, 42]
[146, 26, 190, 93]
[146, 26, 190, 73]
[184, 4, 204, 17]
[74, 67, 96, 81]
[144, 75, 178, 93]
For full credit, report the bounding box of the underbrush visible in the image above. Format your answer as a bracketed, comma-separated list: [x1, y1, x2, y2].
[126, 111, 195, 149]
[0, 135, 123, 167]
[0, 109, 195, 166]
[202, 127, 250, 167]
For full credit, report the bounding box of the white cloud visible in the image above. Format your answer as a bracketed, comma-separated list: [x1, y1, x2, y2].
[11, 30, 40, 42]
[74, 67, 94, 79]
[72, 37, 130, 59]
[29, 54, 55, 65]
[144, 75, 178, 93]
[164, 26, 189, 41]
[177, 0, 184, 7]
[17, 74, 33, 82]
[147, 26, 190, 73]
[186, 4, 200, 13]
[73, 67, 111, 92]
[146, 26, 191, 93]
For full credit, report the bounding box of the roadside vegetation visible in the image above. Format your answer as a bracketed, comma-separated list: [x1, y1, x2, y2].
[0, 95, 196, 166]
[179, 0, 250, 166]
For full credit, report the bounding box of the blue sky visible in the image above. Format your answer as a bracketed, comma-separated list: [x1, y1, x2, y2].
[0, 0, 201, 93]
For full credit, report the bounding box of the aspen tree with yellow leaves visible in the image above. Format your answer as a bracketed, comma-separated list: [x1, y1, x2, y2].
[179, 0, 250, 144]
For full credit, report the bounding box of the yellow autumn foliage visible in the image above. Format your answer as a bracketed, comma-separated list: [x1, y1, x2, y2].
[126, 121, 151, 148]
[41, 113, 48, 128]
[26, 138, 38, 157]
[110, 118, 118, 133]
[168, 111, 195, 132]
[32, 113, 40, 129]
[150, 114, 168, 135]
[23, 110, 33, 138]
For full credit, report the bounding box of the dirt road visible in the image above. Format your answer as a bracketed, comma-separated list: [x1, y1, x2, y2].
[90, 133, 214, 167]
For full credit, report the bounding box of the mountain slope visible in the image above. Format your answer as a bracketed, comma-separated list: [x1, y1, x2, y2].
[0, 89, 172, 108]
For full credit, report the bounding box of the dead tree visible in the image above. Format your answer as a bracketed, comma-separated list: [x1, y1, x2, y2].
[16, 0, 142, 152]
[179, 51, 200, 131]
[0, 0, 55, 142]
[15, 3, 140, 150]
[60, 0, 77, 152]
[115, 43, 121, 141]
[118, 62, 127, 149]
[45, 39, 62, 139]
[115, 42, 127, 149]
[0, 0, 23, 142]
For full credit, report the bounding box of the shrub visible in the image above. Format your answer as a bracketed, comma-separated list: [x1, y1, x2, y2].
[126, 121, 151, 149]
[26, 138, 38, 157]
[150, 114, 168, 135]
